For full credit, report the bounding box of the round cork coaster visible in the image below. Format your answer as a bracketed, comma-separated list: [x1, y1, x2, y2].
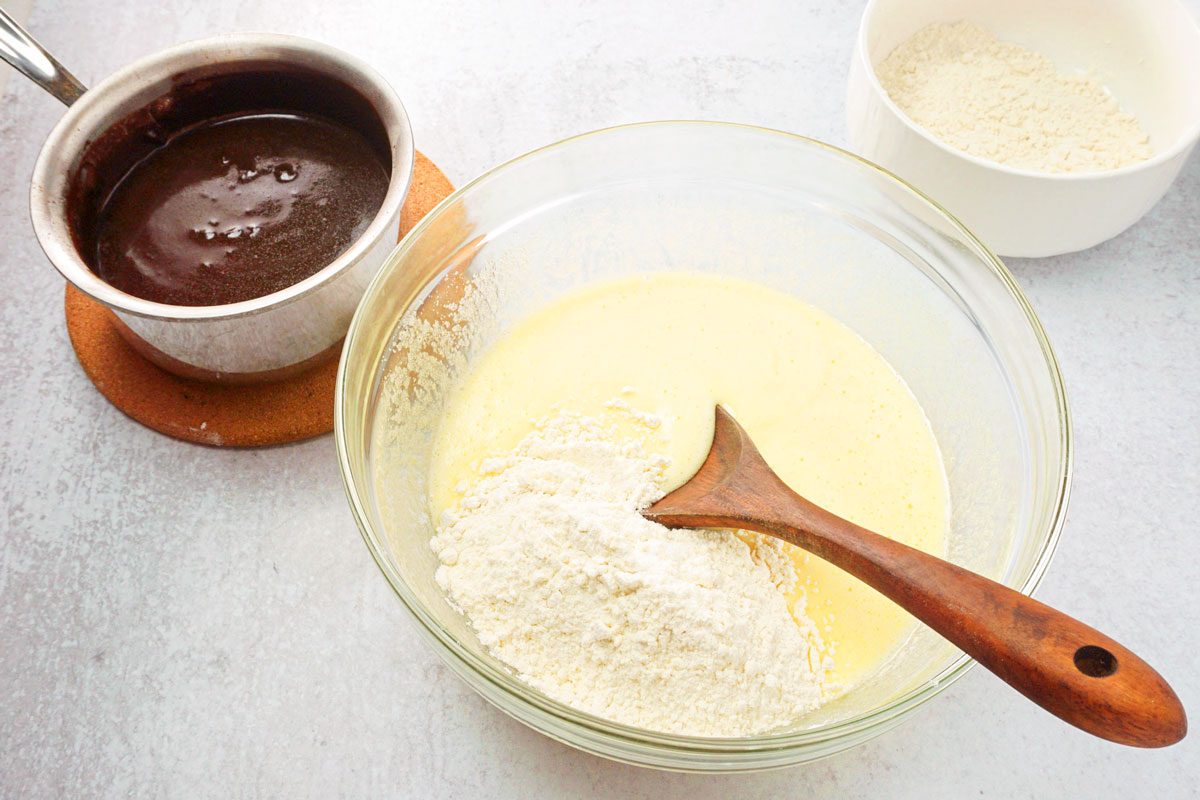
[65, 151, 455, 447]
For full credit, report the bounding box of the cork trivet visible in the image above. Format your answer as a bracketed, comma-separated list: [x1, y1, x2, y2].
[65, 151, 455, 447]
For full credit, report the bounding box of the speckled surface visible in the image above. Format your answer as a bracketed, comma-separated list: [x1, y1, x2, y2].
[1, 1, 1197, 796]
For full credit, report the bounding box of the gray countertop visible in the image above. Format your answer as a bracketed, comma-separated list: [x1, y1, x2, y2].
[1, 1, 1196, 796]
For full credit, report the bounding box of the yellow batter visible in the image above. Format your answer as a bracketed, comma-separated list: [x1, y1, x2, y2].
[429, 272, 949, 694]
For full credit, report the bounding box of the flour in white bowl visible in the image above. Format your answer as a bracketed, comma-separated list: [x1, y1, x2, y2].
[429, 406, 827, 736]
[877, 21, 1151, 173]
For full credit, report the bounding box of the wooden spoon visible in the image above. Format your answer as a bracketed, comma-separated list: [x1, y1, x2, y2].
[644, 406, 1186, 748]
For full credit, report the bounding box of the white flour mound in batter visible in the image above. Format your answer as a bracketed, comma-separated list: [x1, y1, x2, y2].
[429, 407, 827, 736]
[877, 21, 1151, 173]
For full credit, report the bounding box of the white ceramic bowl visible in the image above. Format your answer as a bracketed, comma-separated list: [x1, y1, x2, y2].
[847, 0, 1200, 257]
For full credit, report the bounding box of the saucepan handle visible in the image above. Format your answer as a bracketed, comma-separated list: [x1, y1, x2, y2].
[0, 7, 86, 106]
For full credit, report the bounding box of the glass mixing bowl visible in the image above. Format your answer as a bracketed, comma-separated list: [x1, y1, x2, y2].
[335, 122, 1071, 771]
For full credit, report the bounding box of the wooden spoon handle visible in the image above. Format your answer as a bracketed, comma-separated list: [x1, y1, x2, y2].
[759, 487, 1184, 747]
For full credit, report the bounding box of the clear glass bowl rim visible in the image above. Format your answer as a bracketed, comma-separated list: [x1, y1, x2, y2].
[334, 120, 1073, 758]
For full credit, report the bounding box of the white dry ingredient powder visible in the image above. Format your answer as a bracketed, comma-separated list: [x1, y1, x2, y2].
[877, 21, 1151, 173]
[430, 406, 827, 736]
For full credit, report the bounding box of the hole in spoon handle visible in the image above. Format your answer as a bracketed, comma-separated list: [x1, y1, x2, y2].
[1074, 645, 1118, 678]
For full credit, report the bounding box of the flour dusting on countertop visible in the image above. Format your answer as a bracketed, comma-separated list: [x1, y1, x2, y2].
[429, 406, 827, 736]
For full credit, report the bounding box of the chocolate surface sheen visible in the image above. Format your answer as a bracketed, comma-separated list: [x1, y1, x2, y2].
[93, 112, 389, 307]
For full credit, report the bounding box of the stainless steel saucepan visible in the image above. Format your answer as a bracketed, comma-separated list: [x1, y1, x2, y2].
[2, 9, 414, 383]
